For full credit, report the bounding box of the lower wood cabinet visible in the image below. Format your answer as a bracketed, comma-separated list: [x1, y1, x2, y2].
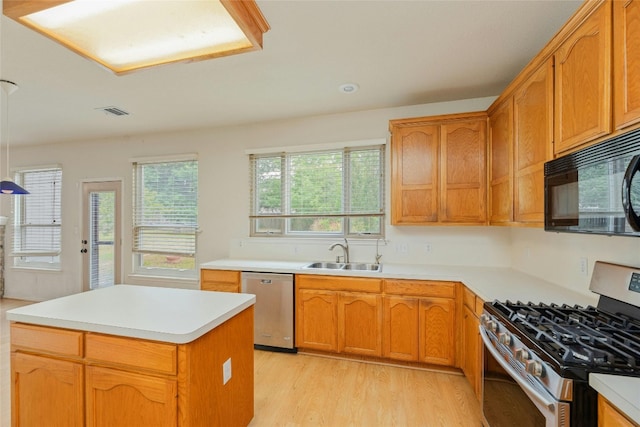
[598, 395, 640, 427]
[11, 352, 85, 427]
[200, 269, 241, 293]
[10, 307, 254, 427]
[461, 286, 484, 400]
[86, 366, 177, 427]
[296, 288, 339, 352]
[338, 293, 382, 356]
[296, 275, 459, 368]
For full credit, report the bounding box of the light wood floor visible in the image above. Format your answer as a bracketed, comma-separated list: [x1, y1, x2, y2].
[1, 298, 483, 426]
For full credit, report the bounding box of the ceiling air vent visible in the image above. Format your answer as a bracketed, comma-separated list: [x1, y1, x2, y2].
[96, 106, 130, 116]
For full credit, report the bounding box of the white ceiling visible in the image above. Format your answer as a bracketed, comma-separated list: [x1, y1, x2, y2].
[0, 0, 582, 147]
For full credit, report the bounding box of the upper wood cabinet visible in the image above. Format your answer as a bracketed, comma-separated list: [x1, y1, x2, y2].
[390, 123, 439, 223]
[614, 0, 640, 130]
[513, 58, 554, 223]
[440, 119, 487, 223]
[488, 98, 514, 224]
[390, 112, 487, 225]
[554, 0, 612, 155]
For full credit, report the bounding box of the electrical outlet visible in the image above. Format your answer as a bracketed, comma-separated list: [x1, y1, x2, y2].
[395, 243, 408, 254]
[223, 358, 232, 385]
[424, 243, 432, 253]
[579, 258, 588, 276]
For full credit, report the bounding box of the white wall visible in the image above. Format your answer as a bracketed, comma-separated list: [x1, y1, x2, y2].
[4, 96, 503, 301]
[5, 94, 636, 302]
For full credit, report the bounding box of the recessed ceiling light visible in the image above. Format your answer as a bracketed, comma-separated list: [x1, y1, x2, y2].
[339, 83, 359, 94]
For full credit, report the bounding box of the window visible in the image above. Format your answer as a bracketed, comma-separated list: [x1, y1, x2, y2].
[13, 167, 62, 269]
[250, 144, 385, 237]
[132, 157, 198, 278]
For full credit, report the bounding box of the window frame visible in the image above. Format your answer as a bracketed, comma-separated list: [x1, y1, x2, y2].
[12, 166, 63, 270]
[131, 154, 199, 279]
[249, 143, 385, 238]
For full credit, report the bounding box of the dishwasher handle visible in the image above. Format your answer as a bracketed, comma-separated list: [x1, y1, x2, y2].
[260, 279, 272, 285]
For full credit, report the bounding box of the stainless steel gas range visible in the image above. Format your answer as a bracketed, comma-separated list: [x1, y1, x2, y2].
[480, 261, 640, 427]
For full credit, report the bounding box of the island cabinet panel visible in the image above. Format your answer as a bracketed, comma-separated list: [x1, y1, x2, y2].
[338, 293, 382, 356]
[513, 58, 553, 224]
[390, 124, 440, 224]
[598, 395, 640, 427]
[418, 297, 456, 366]
[11, 352, 84, 427]
[614, 0, 640, 130]
[554, 0, 612, 155]
[440, 119, 487, 223]
[85, 366, 177, 427]
[86, 333, 177, 375]
[389, 112, 487, 226]
[382, 296, 419, 361]
[296, 289, 339, 352]
[488, 98, 514, 224]
[201, 269, 241, 293]
[10, 304, 255, 427]
[11, 323, 83, 357]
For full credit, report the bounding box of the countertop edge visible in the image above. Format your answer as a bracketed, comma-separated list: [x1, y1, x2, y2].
[6, 285, 257, 344]
[589, 373, 640, 424]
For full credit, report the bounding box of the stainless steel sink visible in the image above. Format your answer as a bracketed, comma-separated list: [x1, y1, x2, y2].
[305, 262, 345, 269]
[343, 263, 381, 271]
[303, 262, 381, 272]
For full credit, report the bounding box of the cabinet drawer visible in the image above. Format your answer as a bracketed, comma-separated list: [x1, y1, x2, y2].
[201, 269, 240, 284]
[463, 287, 485, 316]
[384, 280, 456, 298]
[86, 334, 177, 375]
[11, 323, 83, 357]
[297, 275, 382, 293]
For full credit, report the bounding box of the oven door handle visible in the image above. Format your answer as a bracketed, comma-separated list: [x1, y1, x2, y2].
[480, 327, 556, 412]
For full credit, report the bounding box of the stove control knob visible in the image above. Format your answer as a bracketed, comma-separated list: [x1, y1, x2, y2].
[498, 332, 512, 346]
[486, 320, 497, 333]
[514, 348, 529, 362]
[526, 360, 544, 377]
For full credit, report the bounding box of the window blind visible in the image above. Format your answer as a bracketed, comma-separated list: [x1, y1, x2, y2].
[132, 159, 198, 256]
[250, 145, 384, 236]
[12, 168, 62, 258]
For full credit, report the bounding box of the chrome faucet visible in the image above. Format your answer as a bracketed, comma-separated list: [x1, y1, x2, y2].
[375, 238, 386, 265]
[329, 238, 349, 263]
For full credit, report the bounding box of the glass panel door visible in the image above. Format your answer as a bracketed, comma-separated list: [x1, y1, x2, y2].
[82, 181, 121, 291]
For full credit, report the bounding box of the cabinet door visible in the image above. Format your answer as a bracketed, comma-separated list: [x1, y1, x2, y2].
[513, 58, 553, 223]
[338, 292, 382, 356]
[382, 296, 419, 361]
[418, 297, 456, 366]
[462, 305, 482, 400]
[488, 99, 514, 224]
[614, 0, 640, 129]
[554, 1, 611, 154]
[86, 365, 177, 427]
[440, 118, 487, 223]
[12, 352, 84, 427]
[390, 124, 439, 224]
[296, 289, 338, 352]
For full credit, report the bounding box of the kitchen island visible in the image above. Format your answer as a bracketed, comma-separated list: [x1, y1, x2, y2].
[6, 284, 256, 427]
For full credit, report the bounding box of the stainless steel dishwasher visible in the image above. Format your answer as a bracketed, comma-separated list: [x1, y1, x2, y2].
[241, 272, 295, 352]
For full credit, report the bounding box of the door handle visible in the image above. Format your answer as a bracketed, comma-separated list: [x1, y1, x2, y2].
[80, 248, 87, 253]
[623, 155, 640, 231]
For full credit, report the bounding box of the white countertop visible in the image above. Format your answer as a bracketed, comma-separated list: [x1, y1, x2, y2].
[201, 258, 599, 307]
[590, 374, 640, 424]
[6, 284, 256, 344]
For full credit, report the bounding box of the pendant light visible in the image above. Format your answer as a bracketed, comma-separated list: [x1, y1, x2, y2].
[0, 79, 28, 194]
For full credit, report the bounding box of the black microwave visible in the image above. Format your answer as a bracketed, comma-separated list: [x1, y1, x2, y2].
[545, 127, 640, 236]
